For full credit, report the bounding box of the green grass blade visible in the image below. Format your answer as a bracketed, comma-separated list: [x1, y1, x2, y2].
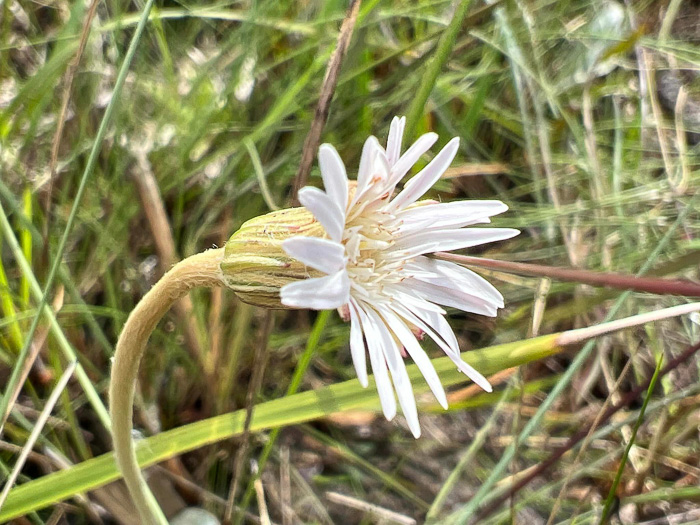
[0, 333, 561, 521]
[448, 194, 697, 522]
[404, 0, 473, 139]
[0, 237, 23, 352]
[599, 355, 663, 524]
[19, 187, 31, 308]
[0, 0, 156, 433]
[0, 202, 109, 428]
[0, 179, 115, 358]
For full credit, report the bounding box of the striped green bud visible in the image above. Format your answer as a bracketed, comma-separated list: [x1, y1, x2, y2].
[221, 207, 326, 308]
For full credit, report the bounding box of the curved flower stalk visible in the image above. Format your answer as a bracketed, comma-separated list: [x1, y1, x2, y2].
[280, 116, 519, 437]
[110, 250, 226, 524]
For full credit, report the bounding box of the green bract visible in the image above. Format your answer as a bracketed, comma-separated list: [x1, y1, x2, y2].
[221, 207, 326, 308]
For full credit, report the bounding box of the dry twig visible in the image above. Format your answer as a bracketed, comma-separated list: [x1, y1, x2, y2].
[291, 0, 362, 203]
[43, 0, 100, 233]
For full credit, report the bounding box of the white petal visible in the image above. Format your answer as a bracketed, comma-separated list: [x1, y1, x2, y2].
[348, 300, 368, 387]
[352, 140, 391, 209]
[390, 301, 492, 392]
[388, 292, 460, 354]
[448, 357, 492, 392]
[366, 307, 420, 438]
[356, 304, 397, 421]
[406, 278, 498, 317]
[388, 137, 459, 210]
[397, 200, 509, 233]
[386, 116, 406, 167]
[298, 186, 345, 243]
[319, 144, 349, 213]
[378, 306, 448, 410]
[407, 257, 504, 307]
[394, 228, 520, 258]
[385, 132, 438, 193]
[282, 237, 346, 274]
[280, 270, 350, 310]
[354, 136, 383, 204]
[412, 307, 460, 353]
[383, 284, 446, 315]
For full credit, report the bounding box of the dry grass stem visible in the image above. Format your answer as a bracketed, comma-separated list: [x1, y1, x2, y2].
[0, 361, 77, 509]
[226, 312, 274, 523]
[130, 162, 209, 374]
[436, 253, 700, 297]
[325, 492, 417, 525]
[44, 0, 101, 218]
[291, 0, 362, 203]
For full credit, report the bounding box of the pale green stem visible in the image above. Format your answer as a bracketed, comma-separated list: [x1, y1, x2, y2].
[109, 249, 225, 524]
[557, 302, 700, 346]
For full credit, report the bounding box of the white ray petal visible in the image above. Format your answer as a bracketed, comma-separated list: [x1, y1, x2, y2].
[282, 237, 346, 274]
[366, 307, 420, 438]
[394, 228, 520, 258]
[280, 270, 350, 310]
[390, 301, 492, 392]
[356, 304, 397, 421]
[389, 297, 459, 356]
[388, 137, 459, 210]
[378, 306, 448, 410]
[348, 299, 368, 387]
[383, 284, 446, 315]
[386, 287, 460, 352]
[415, 308, 460, 353]
[385, 132, 439, 193]
[298, 186, 345, 243]
[407, 257, 504, 307]
[354, 136, 383, 205]
[397, 200, 509, 233]
[407, 278, 498, 317]
[386, 116, 405, 167]
[319, 144, 349, 213]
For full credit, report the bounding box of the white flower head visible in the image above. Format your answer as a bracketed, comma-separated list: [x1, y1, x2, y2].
[281, 116, 519, 437]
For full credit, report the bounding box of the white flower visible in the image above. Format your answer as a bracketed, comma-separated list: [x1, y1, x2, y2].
[280, 116, 519, 437]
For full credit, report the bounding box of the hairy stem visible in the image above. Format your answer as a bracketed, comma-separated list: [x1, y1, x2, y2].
[109, 248, 225, 524]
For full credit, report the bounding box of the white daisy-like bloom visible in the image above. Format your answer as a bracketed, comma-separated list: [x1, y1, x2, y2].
[280, 116, 519, 437]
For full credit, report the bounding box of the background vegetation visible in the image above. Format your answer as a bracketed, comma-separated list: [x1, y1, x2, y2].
[0, 0, 699, 523]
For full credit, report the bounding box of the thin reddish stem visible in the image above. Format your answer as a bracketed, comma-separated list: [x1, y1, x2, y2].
[434, 253, 700, 297]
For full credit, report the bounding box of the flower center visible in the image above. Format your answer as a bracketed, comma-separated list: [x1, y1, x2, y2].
[342, 208, 407, 300]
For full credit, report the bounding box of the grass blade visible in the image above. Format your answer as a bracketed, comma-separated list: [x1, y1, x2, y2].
[449, 194, 697, 522]
[404, 0, 474, 139]
[598, 356, 664, 524]
[0, 333, 561, 521]
[0, 0, 156, 434]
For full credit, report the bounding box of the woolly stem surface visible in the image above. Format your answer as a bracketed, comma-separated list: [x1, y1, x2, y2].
[109, 248, 225, 524]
